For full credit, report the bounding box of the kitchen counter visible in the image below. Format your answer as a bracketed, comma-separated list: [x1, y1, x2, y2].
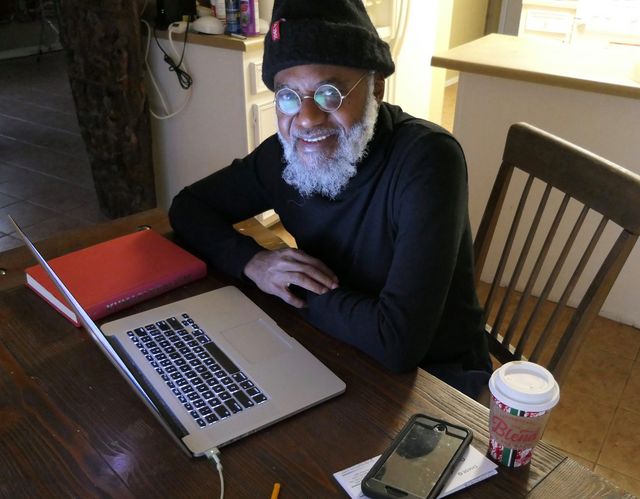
[431, 33, 640, 99]
[430, 34, 640, 327]
[157, 30, 265, 52]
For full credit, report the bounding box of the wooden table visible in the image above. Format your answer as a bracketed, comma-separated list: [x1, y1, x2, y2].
[0, 209, 630, 498]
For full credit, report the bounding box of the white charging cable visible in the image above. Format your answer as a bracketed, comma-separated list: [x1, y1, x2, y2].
[205, 447, 225, 499]
[141, 19, 193, 120]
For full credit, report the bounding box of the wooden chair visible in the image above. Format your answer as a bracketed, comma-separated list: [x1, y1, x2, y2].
[473, 122, 640, 383]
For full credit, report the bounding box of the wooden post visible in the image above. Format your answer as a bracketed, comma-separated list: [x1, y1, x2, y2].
[57, 0, 156, 218]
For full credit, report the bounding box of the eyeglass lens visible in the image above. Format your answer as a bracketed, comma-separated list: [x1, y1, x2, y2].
[276, 89, 303, 115]
[314, 85, 343, 112]
[276, 84, 343, 115]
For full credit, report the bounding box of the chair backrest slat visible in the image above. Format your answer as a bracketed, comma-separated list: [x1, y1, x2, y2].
[530, 214, 607, 364]
[501, 183, 553, 347]
[483, 174, 534, 337]
[474, 162, 514, 286]
[548, 229, 638, 379]
[524, 202, 588, 361]
[513, 193, 570, 358]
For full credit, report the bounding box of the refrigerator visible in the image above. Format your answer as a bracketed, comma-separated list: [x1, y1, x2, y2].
[517, 0, 640, 47]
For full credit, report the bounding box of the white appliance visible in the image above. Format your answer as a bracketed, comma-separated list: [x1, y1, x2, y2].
[518, 0, 640, 47]
[572, 0, 640, 46]
[518, 0, 578, 43]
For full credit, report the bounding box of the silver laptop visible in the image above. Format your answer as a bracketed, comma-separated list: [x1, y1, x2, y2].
[9, 216, 345, 457]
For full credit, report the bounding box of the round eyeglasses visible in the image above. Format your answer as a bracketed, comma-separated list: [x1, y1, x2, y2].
[274, 72, 370, 116]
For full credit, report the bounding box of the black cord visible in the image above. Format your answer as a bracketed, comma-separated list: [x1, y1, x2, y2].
[153, 22, 193, 90]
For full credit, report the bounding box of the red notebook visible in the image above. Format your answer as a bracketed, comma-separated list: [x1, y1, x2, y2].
[25, 229, 207, 327]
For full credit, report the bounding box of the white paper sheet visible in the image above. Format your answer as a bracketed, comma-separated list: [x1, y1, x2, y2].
[333, 444, 498, 498]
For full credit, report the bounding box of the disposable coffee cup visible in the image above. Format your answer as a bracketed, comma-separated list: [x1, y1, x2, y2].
[488, 361, 560, 467]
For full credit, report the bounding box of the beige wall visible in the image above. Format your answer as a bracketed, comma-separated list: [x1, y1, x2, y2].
[428, 0, 455, 123]
[445, 0, 489, 83]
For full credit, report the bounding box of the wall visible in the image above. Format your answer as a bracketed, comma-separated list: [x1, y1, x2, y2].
[445, 0, 489, 83]
[391, 1, 445, 122]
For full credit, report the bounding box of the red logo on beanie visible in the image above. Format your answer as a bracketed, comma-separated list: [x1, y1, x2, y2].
[271, 18, 285, 41]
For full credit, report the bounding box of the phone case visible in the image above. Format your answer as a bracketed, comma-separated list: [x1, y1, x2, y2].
[361, 414, 472, 499]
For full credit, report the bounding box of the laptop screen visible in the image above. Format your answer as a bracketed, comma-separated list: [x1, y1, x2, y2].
[8, 216, 162, 415]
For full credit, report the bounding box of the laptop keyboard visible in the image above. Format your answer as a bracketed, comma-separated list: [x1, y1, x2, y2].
[127, 313, 268, 428]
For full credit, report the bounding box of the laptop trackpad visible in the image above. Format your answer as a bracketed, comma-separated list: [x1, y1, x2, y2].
[221, 319, 291, 364]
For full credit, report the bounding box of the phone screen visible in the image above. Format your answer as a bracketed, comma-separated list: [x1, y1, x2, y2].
[371, 420, 465, 497]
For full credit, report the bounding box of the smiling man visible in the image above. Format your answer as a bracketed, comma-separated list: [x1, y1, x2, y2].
[276, 66, 379, 199]
[169, 0, 492, 399]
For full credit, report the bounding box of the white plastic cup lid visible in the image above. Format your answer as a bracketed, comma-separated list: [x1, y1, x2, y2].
[489, 361, 560, 412]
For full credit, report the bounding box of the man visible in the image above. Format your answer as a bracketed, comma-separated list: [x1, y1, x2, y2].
[169, 0, 491, 399]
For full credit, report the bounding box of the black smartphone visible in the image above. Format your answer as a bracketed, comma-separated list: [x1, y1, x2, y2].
[361, 414, 472, 499]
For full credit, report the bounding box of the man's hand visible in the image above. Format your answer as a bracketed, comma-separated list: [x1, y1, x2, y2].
[244, 248, 339, 308]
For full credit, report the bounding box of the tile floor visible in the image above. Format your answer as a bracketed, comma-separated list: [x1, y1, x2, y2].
[1, 52, 639, 496]
[0, 51, 108, 252]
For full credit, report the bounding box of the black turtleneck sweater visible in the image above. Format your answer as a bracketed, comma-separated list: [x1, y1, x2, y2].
[169, 103, 489, 373]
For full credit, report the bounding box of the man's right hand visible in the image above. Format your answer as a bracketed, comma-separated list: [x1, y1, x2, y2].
[243, 248, 339, 308]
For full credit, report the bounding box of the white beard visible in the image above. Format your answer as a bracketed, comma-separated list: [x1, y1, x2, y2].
[278, 78, 379, 199]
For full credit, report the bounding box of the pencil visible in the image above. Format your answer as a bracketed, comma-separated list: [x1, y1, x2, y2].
[270, 482, 281, 499]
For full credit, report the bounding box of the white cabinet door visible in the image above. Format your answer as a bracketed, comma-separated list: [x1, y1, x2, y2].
[252, 101, 279, 226]
[252, 100, 277, 145]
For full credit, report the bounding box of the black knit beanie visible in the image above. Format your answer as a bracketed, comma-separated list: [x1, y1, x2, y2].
[261, 0, 395, 91]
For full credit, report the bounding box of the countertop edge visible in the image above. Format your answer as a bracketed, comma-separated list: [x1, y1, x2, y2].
[155, 30, 265, 52]
[431, 55, 640, 100]
[431, 34, 640, 100]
